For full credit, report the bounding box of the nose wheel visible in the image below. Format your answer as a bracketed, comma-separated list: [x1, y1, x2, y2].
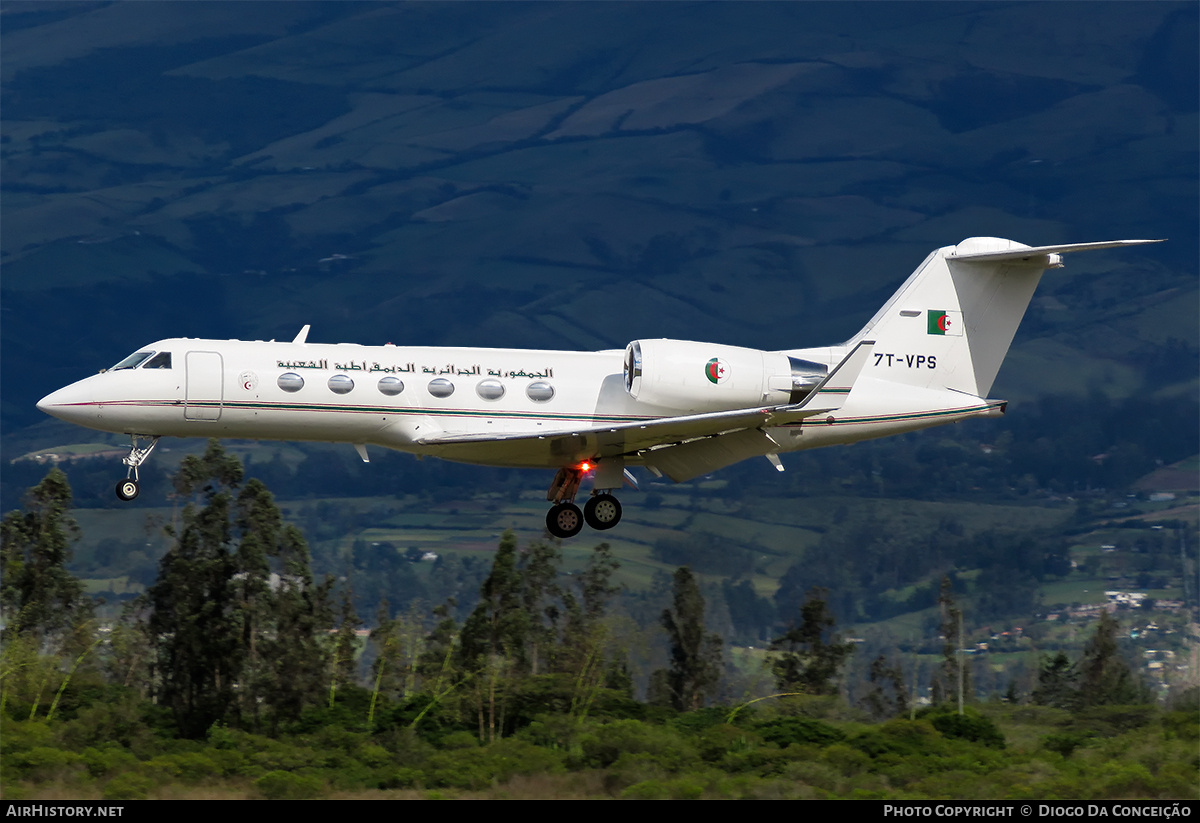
[115, 434, 159, 502]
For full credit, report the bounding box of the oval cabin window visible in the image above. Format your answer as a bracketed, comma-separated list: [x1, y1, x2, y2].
[328, 374, 355, 395]
[378, 376, 404, 396]
[526, 381, 555, 402]
[278, 373, 304, 393]
[428, 378, 455, 398]
[476, 379, 505, 401]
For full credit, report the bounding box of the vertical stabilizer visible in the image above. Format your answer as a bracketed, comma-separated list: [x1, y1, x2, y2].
[847, 238, 1161, 398]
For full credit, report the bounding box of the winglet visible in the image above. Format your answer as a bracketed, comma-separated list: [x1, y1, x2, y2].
[292, 324, 311, 344]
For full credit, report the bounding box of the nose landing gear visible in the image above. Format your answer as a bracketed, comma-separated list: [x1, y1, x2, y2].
[115, 434, 160, 501]
[544, 464, 623, 539]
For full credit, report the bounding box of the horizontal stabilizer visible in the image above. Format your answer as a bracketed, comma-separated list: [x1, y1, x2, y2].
[948, 239, 1163, 263]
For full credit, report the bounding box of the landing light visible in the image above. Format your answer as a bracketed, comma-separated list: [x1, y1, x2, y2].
[578, 461, 592, 472]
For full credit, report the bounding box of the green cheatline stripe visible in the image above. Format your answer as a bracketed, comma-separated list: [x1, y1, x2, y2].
[116, 398, 657, 425]
[106, 398, 998, 431]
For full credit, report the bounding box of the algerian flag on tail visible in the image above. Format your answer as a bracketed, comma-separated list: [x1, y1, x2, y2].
[927, 310, 963, 336]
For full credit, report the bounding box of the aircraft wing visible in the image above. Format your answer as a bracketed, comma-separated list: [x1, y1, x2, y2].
[415, 341, 874, 480]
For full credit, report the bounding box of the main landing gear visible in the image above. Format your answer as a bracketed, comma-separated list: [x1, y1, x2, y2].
[544, 464, 623, 539]
[115, 434, 159, 501]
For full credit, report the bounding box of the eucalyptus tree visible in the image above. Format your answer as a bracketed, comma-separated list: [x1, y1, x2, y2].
[457, 531, 529, 741]
[770, 587, 854, 696]
[0, 468, 86, 643]
[148, 442, 245, 737]
[660, 566, 723, 712]
[0, 469, 93, 717]
[149, 441, 332, 736]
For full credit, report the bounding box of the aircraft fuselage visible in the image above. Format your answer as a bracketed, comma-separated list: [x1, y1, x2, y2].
[38, 337, 993, 470]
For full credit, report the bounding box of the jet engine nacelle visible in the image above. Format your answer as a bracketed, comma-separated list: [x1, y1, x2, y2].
[623, 339, 827, 412]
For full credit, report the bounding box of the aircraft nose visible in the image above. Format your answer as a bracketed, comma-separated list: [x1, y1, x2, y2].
[37, 383, 95, 424]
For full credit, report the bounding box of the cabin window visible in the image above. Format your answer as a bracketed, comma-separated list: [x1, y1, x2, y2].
[476, 379, 505, 401]
[526, 381, 555, 402]
[427, 378, 454, 398]
[278, 373, 304, 392]
[111, 351, 155, 370]
[142, 352, 172, 369]
[328, 374, 355, 395]
[377, 376, 404, 396]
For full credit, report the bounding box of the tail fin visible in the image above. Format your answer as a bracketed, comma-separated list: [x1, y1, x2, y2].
[847, 237, 1163, 397]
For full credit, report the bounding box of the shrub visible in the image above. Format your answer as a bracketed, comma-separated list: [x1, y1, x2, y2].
[1043, 732, 1090, 759]
[621, 778, 670, 799]
[8, 746, 85, 783]
[851, 719, 942, 758]
[580, 719, 696, 770]
[754, 716, 846, 748]
[255, 770, 326, 800]
[81, 746, 138, 778]
[103, 773, 152, 800]
[927, 709, 1006, 749]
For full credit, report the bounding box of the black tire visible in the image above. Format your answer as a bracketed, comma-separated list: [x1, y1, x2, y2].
[546, 503, 584, 538]
[116, 479, 140, 501]
[584, 493, 622, 530]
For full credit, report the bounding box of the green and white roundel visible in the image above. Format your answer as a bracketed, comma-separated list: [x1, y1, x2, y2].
[705, 357, 729, 384]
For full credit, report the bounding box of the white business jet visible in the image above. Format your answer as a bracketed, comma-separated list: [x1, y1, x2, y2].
[37, 237, 1160, 538]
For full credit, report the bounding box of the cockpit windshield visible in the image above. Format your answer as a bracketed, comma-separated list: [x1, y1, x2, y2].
[143, 352, 172, 369]
[111, 351, 155, 370]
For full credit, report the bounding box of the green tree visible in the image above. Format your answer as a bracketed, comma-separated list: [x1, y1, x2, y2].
[770, 586, 854, 696]
[330, 585, 363, 704]
[931, 575, 969, 706]
[660, 567, 723, 711]
[519, 537, 561, 676]
[1, 468, 87, 642]
[148, 444, 244, 737]
[862, 654, 909, 719]
[105, 598, 154, 695]
[458, 531, 530, 741]
[458, 531, 528, 668]
[1078, 611, 1149, 707]
[231, 478, 279, 725]
[560, 543, 627, 715]
[150, 443, 334, 735]
[368, 597, 427, 727]
[1031, 651, 1080, 710]
[260, 524, 332, 726]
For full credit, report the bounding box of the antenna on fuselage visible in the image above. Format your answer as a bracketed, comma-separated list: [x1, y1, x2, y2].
[292, 324, 311, 344]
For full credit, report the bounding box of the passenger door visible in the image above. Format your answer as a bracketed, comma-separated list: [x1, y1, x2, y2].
[185, 351, 223, 421]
